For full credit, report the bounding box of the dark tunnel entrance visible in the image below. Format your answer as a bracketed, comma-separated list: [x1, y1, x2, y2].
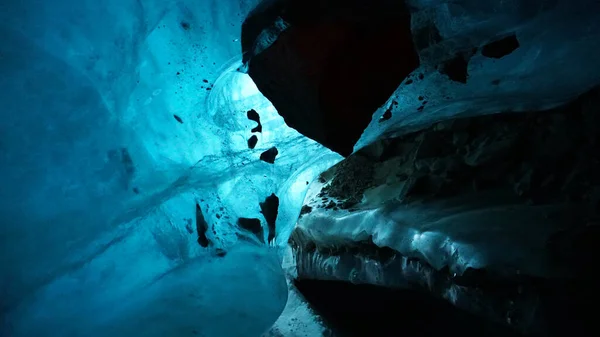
[243, 0, 420, 156]
[294, 279, 523, 337]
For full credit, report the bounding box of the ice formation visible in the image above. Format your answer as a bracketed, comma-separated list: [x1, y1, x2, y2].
[0, 1, 340, 336]
[1, 0, 600, 336]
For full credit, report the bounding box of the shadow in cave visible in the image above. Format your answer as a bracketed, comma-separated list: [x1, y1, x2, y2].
[294, 279, 523, 337]
[244, 0, 419, 156]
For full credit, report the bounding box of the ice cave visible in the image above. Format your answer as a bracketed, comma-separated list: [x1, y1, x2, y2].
[1, 0, 600, 336]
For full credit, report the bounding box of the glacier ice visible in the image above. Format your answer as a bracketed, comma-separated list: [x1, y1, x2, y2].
[2, 0, 600, 336]
[0, 0, 340, 335]
[7, 240, 289, 337]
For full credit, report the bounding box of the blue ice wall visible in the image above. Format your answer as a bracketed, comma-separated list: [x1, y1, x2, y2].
[0, 0, 340, 336]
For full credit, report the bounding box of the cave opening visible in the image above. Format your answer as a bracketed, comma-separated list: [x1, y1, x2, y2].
[294, 279, 522, 337]
[245, 0, 420, 156]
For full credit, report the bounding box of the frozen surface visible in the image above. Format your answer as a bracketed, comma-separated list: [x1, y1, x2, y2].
[1, 0, 600, 336]
[0, 0, 339, 335]
[8, 237, 288, 337]
[261, 278, 330, 337]
[295, 192, 577, 279]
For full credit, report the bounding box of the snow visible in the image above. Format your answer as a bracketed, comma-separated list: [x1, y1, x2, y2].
[7, 238, 288, 337]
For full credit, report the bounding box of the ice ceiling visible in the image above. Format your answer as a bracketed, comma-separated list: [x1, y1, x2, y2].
[1, 0, 599, 336]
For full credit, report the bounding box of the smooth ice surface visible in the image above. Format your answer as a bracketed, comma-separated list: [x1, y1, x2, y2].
[0, 0, 339, 335]
[8, 241, 288, 337]
[261, 275, 330, 337]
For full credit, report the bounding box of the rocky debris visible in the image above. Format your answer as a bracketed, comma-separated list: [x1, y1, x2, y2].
[292, 92, 600, 330]
[196, 203, 211, 248]
[248, 135, 258, 149]
[299, 205, 313, 217]
[243, 0, 419, 156]
[308, 85, 600, 216]
[214, 248, 227, 257]
[237, 217, 264, 243]
[180, 21, 191, 31]
[260, 193, 280, 243]
[324, 200, 337, 210]
[481, 34, 520, 59]
[318, 154, 374, 209]
[260, 147, 279, 164]
[247, 109, 262, 133]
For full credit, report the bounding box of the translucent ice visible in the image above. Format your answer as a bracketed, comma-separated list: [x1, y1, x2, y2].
[2, 0, 600, 336]
[0, 0, 339, 335]
[7, 240, 288, 337]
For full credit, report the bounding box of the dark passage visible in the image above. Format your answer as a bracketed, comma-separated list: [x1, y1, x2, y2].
[244, 0, 419, 156]
[294, 279, 523, 337]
